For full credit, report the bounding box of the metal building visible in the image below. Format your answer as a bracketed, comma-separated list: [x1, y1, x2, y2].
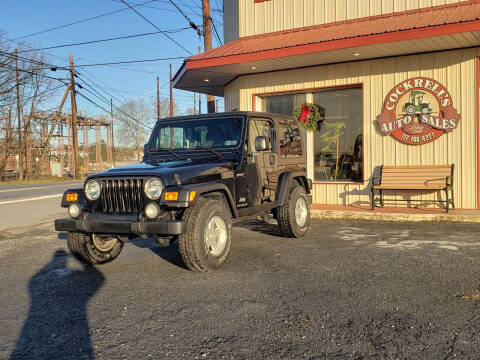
[175, 0, 480, 210]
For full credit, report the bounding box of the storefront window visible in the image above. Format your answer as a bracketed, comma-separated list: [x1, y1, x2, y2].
[265, 93, 306, 116]
[264, 93, 306, 157]
[313, 87, 362, 182]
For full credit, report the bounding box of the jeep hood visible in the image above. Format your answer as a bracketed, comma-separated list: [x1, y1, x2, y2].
[90, 159, 233, 186]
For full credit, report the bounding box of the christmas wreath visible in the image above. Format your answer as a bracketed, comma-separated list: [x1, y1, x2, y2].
[293, 103, 322, 131]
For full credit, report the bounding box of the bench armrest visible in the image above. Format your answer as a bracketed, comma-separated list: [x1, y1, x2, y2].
[446, 175, 453, 187]
[372, 176, 382, 186]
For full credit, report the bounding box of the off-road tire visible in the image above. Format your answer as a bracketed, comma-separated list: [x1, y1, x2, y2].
[178, 197, 232, 272]
[277, 183, 310, 238]
[67, 232, 123, 265]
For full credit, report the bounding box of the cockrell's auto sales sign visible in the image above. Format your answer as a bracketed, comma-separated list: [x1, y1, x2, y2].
[377, 77, 460, 145]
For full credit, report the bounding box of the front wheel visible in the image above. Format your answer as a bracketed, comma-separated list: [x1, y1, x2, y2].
[67, 232, 123, 265]
[404, 104, 416, 115]
[178, 198, 232, 272]
[277, 184, 310, 238]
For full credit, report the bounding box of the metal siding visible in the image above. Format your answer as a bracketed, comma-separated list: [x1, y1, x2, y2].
[237, 0, 466, 37]
[224, 0, 240, 43]
[224, 48, 479, 209]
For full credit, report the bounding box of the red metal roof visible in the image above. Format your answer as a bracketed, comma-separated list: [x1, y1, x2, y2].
[186, 0, 480, 68]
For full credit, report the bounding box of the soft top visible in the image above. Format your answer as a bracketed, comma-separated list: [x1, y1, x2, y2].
[156, 111, 294, 123]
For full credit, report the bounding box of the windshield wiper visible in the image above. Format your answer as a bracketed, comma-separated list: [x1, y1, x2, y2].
[193, 146, 223, 160]
[156, 147, 181, 159]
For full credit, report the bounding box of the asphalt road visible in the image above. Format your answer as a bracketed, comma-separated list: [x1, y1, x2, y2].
[0, 218, 479, 359]
[0, 180, 83, 231]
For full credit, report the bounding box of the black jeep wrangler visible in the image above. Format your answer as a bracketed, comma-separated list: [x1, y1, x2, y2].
[55, 112, 312, 271]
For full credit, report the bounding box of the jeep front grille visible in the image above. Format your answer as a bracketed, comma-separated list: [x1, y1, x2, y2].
[100, 179, 144, 214]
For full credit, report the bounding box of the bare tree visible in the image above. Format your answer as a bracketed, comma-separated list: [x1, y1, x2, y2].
[0, 107, 14, 180]
[152, 96, 179, 119]
[115, 99, 155, 161]
[0, 29, 63, 178]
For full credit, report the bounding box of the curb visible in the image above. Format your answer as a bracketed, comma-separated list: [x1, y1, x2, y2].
[310, 209, 480, 223]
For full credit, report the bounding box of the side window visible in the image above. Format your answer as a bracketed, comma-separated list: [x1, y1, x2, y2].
[249, 118, 274, 152]
[278, 119, 303, 157]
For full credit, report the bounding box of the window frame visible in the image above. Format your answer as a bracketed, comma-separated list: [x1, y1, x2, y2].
[254, 83, 364, 184]
[248, 116, 276, 153]
[147, 116, 247, 153]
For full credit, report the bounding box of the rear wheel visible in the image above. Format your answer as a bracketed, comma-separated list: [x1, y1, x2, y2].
[178, 198, 232, 272]
[277, 183, 310, 238]
[67, 232, 123, 265]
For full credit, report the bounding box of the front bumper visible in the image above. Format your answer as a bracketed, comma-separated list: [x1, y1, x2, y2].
[55, 217, 186, 235]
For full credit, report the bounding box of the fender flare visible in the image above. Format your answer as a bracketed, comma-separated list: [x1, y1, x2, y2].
[184, 182, 238, 218]
[275, 172, 310, 207]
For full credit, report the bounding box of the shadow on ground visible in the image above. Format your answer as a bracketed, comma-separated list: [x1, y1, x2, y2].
[10, 249, 104, 360]
[238, 220, 280, 237]
[129, 237, 187, 270]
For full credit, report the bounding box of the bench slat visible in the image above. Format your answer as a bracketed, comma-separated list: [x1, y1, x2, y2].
[373, 186, 446, 190]
[382, 165, 452, 169]
[381, 170, 451, 175]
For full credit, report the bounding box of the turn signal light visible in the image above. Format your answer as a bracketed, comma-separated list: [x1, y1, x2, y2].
[66, 193, 78, 202]
[164, 192, 179, 201]
[189, 191, 196, 202]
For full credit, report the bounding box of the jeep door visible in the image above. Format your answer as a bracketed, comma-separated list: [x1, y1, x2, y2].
[238, 117, 278, 207]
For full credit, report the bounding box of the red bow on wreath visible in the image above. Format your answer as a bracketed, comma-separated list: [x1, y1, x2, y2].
[299, 104, 311, 123]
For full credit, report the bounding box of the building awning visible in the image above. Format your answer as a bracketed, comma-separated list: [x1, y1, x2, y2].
[174, 0, 480, 97]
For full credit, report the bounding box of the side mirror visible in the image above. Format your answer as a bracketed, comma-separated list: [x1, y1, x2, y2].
[143, 143, 148, 153]
[255, 136, 267, 152]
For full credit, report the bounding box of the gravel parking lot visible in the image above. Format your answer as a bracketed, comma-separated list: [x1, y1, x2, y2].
[0, 219, 479, 359]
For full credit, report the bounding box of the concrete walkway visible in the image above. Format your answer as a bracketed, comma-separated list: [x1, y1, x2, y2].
[311, 204, 480, 223]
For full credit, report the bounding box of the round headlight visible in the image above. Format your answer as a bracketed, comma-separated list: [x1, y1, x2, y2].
[85, 180, 101, 201]
[144, 178, 164, 200]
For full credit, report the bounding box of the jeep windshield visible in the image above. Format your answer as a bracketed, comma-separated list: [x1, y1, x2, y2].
[149, 117, 244, 153]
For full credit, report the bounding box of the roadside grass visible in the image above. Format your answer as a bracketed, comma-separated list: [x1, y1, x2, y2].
[0, 177, 79, 186]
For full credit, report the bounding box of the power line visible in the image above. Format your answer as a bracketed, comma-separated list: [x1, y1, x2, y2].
[167, 0, 203, 36]
[16, 27, 191, 54]
[211, 17, 223, 45]
[0, 49, 64, 70]
[1, 62, 67, 83]
[77, 90, 152, 131]
[2, 35, 167, 76]
[213, 0, 222, 13]
[119, 0, 193, 55]
[77, 70, 129, 102]
[74, 56, 186, 67]
[0, 84, 65, 108]
[10, 0, 158, 41]
[76, 76, 124, 107]
[76, 78, 153, 131]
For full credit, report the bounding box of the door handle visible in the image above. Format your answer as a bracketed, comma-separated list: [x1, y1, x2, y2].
[269, 154, 276, 165]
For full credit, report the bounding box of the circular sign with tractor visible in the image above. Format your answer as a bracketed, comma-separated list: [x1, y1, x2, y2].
[376, 77, 461, 145]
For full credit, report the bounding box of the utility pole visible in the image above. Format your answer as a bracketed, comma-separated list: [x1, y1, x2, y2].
[215, 100, 219, 113]
[202, 0, 215, 113]
[69, 54, 80, 179]
[110, 98, 115, 167]
[194, 92, 197, 114]
[198, 46, 202, 114]
[157, 76, 161, 120]
[14, 49, 23, 180]
[169, 64, 174, 117]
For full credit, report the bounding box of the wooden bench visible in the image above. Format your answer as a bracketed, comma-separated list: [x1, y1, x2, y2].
[371, 164, 454, 212]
